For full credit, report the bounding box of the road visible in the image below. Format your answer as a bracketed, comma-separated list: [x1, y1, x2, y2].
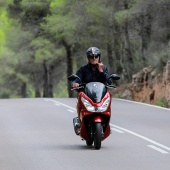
[0, 98, 169, 170]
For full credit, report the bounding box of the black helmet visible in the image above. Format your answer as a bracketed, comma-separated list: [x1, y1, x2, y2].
[86, 47, 101, 58]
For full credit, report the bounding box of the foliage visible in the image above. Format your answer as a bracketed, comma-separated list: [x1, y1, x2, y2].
[54, 77, 68, 98]
[155, 98, 168, 108]
[0, 0, 170, 98]
[0, 9, 9, 56]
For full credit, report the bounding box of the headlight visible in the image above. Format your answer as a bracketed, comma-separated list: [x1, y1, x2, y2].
[81, 97, 110, 112]
[98, 97, 110, 112]
[81, 97, 95, 112]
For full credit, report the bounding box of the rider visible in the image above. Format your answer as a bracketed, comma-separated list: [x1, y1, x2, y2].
[71, 47, 112, 132]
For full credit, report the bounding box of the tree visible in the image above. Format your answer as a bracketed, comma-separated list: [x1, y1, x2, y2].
[42, 0, 82, 97]
[7, 0, 57, 97]
[114, 0, 134, 81]
[1, 0, 170, 98]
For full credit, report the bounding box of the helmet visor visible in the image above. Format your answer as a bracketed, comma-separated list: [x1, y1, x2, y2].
[87, 54, 99, 59]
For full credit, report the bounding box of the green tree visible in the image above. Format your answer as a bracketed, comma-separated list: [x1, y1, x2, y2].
[7, 0, 55, 97]
[1, 0, 170, 98]
[42, 0, 82, 97]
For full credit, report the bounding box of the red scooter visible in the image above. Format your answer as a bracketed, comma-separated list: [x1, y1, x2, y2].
[68, 74, 120, 150]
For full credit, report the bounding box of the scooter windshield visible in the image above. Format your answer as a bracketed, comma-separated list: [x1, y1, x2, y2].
[84, 82, 107, 103]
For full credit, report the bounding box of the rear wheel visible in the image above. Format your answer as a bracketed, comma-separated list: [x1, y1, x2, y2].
[94, 123, 102, 150]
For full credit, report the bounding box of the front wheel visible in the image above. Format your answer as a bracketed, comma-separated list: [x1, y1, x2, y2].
[94, 123, 102, 150]
[86, 139, 93, 146]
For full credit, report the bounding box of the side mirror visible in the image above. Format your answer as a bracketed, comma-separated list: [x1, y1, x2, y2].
[109, 74, 120, 80]
[68, 74, 81, 82]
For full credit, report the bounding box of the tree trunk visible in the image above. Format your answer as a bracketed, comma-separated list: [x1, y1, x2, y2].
[63, 41, 74, 98]
[35, 88, 41, 97]
[124, 0, 133, 81]
[113, 1, 123, 75]
[43, 60, 48, 97]
[48, 65, 53, 97]
[113, 23, 123, 75]
[107, 43, 114, 74]
[32, 71, 42, 98]
[21, 82, 27, 98]
[140, 12, 152, 65]
[141, 14, 147, 64]
[43, 60, 53, 97]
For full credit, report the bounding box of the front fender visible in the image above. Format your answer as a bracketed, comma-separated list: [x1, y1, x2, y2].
[92, 116, 103, 123]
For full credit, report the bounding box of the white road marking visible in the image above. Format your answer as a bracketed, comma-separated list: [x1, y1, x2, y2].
[45, 99, 76, 111]
[148, 145, 169, 154]
[45, 99, 170, 153]
[55, 103, 60, 106]
[68, 109, 75, 113]
[113, 98, 170, 111]
[111, 128, 124, 133]
[110, 124, 170, 152]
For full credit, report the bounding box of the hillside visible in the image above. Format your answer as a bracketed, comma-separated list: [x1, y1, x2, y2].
[115, 60, 170, 108]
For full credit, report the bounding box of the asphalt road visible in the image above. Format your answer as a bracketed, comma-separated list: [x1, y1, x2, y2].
[0, 98, 169, 170]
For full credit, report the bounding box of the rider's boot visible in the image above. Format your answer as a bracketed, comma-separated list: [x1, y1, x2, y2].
[73, 117, 80, 135]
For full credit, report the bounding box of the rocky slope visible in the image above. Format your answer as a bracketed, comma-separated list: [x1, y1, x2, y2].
[117, 60, 170, 108]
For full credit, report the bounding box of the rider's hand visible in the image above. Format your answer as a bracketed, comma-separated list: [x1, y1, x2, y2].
[72, 83, 79, 88]
[97, 62, 104, 72]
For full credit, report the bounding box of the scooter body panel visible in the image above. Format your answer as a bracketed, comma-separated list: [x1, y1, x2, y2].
[78, 91, 112, 141]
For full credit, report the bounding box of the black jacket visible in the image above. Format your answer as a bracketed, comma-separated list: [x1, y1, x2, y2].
[71, 63, 111, 85]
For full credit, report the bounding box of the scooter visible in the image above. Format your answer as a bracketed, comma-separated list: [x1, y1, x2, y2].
[68, 74, 120, 149]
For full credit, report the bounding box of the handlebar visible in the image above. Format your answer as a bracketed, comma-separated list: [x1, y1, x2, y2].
[71, 86, 84, 90]
[71, 84, 115, 90]
[105, 84, 116, 88]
